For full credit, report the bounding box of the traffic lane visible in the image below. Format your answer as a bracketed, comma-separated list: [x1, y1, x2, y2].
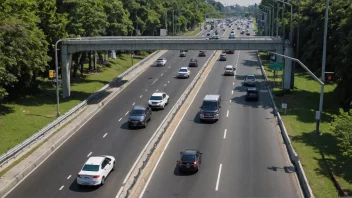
[4, 50, 212, 198]
[222, 50, 301, 197]
[142, 51, 239, 198]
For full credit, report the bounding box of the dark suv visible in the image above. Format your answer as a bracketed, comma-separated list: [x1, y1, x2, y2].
[128, 106, 152, 128]
[177, 149, 202, 173]
[246, 87, 259, 101]
[188, 59, 198, 67]
[198, 51, 206, 57]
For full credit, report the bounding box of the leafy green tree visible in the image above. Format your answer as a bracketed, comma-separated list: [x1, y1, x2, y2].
[104, 0, 133, 36]
[331, 109, 352, 158]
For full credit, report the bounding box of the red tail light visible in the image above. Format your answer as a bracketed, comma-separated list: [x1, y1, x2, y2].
[77, 174, 80, 178]
[179, 161, 183, 165]
[194, 161, 198, 165]
[93, 175, 100, 178]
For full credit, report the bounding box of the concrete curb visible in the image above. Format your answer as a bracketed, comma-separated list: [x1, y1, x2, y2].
[257, 51, 314, 198]
[0, 50, 167, 198]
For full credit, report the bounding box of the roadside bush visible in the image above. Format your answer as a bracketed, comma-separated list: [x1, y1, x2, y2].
[330, 109, 352, 158]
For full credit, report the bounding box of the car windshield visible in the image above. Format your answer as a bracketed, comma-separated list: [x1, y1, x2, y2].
[202, 101, 218, 109]
[246, 76, 255, 80]
[181, 155, 195, 162]
[179, 69, 188, 72]
[150, 96, 162, 100]
[131, 109, 145, 116]
[248, 92, 258, 97]
[157, 59, 164, 61]
[226, 67, 233, 70]
[82, 164, 100, 172]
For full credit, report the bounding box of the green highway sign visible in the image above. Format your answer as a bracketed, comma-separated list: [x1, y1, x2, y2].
[269, 62, 283, 71]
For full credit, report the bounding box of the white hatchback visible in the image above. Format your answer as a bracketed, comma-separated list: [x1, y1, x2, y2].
[77, 156, 115, 186]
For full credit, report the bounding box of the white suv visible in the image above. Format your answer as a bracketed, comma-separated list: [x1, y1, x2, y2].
[77, 156, 115, 186]
[224, 65, 235, 76]
[148, 92, 169, 110]
[177, 67, 190, 78]
[156, 58, 167, 66]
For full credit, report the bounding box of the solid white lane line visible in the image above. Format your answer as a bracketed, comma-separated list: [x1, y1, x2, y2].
[118, 118, 122, 122]
[116, 186, 124, 198]
[223, 129, 227, 139]
[67, 175, 71, 180]
[161, 73, 164, 76]
[231, 90, 233, 95]
[164, 84, 167, 86]
[103, 133, 108, 138]
[140, 95, 143, 98]
[215, 164, 222, 191]
[226, 110, 229, 117]
[125, 111, 129, 116]
[132, 102, 135, 106]
[59, 186, 64, 191]
[87, 152, 92, 157]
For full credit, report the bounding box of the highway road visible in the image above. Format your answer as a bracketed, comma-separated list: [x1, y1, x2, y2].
[4, 23, 229, 198]
[140, 22, 303, 198]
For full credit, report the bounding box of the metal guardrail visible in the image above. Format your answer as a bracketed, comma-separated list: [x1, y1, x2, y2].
[257, 51, 314, 198]
[0, 50, 161, 167]
[120, 50, 217, 198]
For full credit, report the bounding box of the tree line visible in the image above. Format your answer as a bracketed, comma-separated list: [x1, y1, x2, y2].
[260, 0, 352, 163]
[0, 0, 223, 101]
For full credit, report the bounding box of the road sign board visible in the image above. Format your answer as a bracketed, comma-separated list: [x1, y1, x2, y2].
[49, 70, 54, 78]
[269, 62, 283, 71]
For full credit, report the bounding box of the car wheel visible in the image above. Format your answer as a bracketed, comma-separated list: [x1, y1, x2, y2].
[143, 120, 147, 128]
[112, 161, 116, 171]
[101, 176, 105, 186]
[161, 103, 165, 110]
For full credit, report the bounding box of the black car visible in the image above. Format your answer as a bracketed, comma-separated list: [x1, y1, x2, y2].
[189, 59, 198, 67]
[219, 54, 227, 61]
[198, 50, 206, 57]
[246, 87, 259, 101]
[177, 149, 202, 173]
[128, 106, 152, 128]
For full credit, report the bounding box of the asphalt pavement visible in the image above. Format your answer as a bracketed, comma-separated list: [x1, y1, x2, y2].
[4, 25, 229, 198]
[140, 22, 303, 198]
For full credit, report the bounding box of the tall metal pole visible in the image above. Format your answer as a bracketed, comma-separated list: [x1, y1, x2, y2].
[276, 3, 279, 36]
[165, 10, 167, 30]
[282, 4, 285, 40]
[172, 10, 175, 36]
[289, 5, 293, 43]
[55, 40, 62, 117]
[316, 0, 329, 134]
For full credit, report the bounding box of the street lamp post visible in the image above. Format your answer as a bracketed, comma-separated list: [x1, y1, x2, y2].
[265, 4, 275, 36]
[54, 39, 63, 117]
[261, 5, 271, 36]
[316, 0, 329, 134]
[277, 0, 293, 43]
[276, 2, 279, 36]
[258, 10, 268, 36]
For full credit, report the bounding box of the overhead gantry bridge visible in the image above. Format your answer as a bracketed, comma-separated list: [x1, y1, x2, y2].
[59, 36, 284, 97]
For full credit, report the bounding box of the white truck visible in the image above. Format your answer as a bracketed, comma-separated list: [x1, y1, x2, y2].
[156, 58, 167, 67]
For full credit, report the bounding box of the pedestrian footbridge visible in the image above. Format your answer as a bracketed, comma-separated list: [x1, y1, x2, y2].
[60, 36, 284, 97]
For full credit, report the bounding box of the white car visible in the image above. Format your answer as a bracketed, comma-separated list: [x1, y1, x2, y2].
[148, 92, 169, 110]
[156, 58, 167, 66]
[77, 156, 115, 186]
[178, 67, 190, 78]
[224, 65, 235, 76]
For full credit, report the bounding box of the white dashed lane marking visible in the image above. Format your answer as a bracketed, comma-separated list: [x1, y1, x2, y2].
[103, 133, 108, 138]
[67, 175, 71, 180]
[118, 118, 122, 122]
[223, 129, 227, 139]
[132, 102, 135, 106]
[87, 152, 92, 157]
[59, 186, 64, 191]
[140, 95, 143, 98]
[125, 111, 129, 116]
[226, 110, 229, 117]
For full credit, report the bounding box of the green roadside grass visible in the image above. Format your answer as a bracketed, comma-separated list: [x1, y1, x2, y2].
[252, 17, 258, 32]
[0, 52, 151, 156]
[259, 51, 352, 198]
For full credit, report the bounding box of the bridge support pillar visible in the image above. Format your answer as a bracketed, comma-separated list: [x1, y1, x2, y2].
[61, 45, 72, 98]
[264, 14, 268, 36]
[283, 42, 293, 90]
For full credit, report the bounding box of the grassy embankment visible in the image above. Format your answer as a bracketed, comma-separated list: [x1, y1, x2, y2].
[259, 51, 352, 198]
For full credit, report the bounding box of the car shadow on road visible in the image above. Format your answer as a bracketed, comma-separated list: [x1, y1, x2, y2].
[68, 179, 100, 192]
[193, 112, 217, 124]
[120, 122, 143, 130]
[173, 165, 197, 176]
